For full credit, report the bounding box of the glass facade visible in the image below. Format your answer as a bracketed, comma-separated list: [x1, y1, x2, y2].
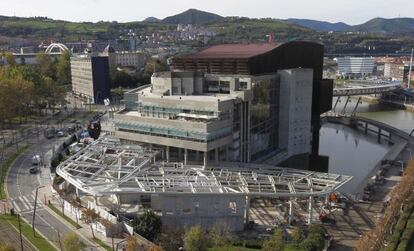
[250, 78, 280, 160]
[115, 121, 232, 142]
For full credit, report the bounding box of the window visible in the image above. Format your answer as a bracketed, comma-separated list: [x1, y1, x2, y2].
[239, 81, 248, 90]
[229, 202, 237, 214]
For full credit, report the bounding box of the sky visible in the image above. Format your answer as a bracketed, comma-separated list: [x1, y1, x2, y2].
[0, 0, 412, 25]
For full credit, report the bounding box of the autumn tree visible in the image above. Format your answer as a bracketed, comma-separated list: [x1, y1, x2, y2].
[62, 232, 86, 251]
[81, 208, 100, 239]
[0, 243, 15, 251]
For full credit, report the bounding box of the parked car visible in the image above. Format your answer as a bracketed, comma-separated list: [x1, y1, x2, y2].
[32, 155, 41, 165]
[56, 129, 65, 137]
[29, 167, 38, 174]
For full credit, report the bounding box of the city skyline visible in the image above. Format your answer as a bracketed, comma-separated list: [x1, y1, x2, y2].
[1, 0, 413, 25]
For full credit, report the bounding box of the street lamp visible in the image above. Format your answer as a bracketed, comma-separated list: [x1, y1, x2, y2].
[32, 185, 45, 236]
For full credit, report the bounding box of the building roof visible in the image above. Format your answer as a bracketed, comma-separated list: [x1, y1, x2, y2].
[181, 43, 279, 59]
[56, 135, 352, 197]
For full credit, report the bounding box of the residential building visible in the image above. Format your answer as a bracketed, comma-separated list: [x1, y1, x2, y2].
[103, 45, 148, 71]
[114, 42, 333, 166]
[336, 57, 375, 76]
[70, 55, 111, 103]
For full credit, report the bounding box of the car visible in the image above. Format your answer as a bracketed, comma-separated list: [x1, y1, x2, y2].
[56, 130, 65, 137]
[29, 167, 38, 174]
[32, 155, 41, 165]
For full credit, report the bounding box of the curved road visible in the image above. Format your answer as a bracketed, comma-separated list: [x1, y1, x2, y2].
[6, 136, 100, 250]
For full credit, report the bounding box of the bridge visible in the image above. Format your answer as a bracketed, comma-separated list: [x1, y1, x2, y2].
[322, 114, 412, 142]
[333, 82, 401, 97]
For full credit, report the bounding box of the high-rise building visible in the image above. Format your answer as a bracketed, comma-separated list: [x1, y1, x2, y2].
[336, 57, 375, 76]
[113, 41, 333, 165]
[70, 55, 111, 104]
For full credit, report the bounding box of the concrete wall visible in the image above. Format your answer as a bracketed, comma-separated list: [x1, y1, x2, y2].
[152, 195, 245, 231]
[278, 68, 313, 157]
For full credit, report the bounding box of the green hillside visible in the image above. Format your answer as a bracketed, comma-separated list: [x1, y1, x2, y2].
[351, 17, 414, 33]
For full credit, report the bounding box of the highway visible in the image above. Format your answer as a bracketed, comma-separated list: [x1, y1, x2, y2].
[5, 134, 100, 250]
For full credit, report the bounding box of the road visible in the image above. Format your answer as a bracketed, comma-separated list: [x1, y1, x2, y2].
[6, 135, 100, 250]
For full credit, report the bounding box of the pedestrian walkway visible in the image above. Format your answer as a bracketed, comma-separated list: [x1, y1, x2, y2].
[10, 192, 44, 214]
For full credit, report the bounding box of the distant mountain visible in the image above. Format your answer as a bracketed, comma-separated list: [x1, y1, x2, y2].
[143, 17, 160, 22]
[286, 19, 351, 32]
[162, 9, 224, 24]
[350, 17, 414, 33]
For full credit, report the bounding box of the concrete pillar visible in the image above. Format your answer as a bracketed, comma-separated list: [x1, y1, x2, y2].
[288, 199, 293, 225]
[184, 149, 188, 165]
[308, 196, 313, 224]
[166, 146, 170, 163]
[378, 128, 382, 143]
[215, 148, 219, 164]
[203, 151, 208, 167]
[245, 196, 250, 225]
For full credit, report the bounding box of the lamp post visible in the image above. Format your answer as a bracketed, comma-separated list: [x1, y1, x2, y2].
[32, 185, 45, 236]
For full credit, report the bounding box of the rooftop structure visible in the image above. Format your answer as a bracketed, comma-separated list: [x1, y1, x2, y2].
[57, 136, 351, 230]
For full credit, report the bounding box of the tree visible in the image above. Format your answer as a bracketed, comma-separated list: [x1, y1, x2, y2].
[144, 59, 168, 77]
[148, 245, 165, 251]
[81, 208, 100, 239]
[300, 225, 326, 251]
[0, 243, 15, 251]
[209, 222, 232, 247]
[156, 228, 184, 251]
[56, 51, 71, 85]
[62, 232, 86, 251]
[132, 210, 162, 241]
[4, 52, 16, 67]
[262, 229, 284, 251]
[36, 53, 55, 79]
[291, 226, 303, 244]
[125, 236, 140, 251]
[183, 226, 210, 251]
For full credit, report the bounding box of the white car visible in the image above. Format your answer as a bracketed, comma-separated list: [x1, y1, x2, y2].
[32, 155, 41, 165]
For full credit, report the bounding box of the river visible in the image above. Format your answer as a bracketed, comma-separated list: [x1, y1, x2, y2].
[320, 100, 413, 194]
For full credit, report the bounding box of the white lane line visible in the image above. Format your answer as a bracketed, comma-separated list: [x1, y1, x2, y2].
[18, 196, 30, 210]
[11, 199, 21, 212]
[22, 196, 33, 210]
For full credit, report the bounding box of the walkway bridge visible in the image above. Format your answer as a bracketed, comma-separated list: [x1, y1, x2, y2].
[322, 114, 412, 142]
[333, 82, 401, 97]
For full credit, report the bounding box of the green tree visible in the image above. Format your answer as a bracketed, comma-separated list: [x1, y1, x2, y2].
[209, 223, 232, 247]
[144, 59, 168, 77]
[62, 232, 86, 251]
[56, 51, 71, 85]
[183, 226, 210, 251]
[262, 229, 285, 251]
[81, 208, 100, 239]
[4, 52, 16, 67]
[36, 52, 55, 79]
[291, 226, 303, 243]
[132, 210, 162, 241]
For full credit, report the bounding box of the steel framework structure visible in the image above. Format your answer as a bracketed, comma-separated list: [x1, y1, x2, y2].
[56, 137, 352, 198]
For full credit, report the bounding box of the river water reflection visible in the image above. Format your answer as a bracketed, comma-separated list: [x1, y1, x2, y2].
[320, 100, 413, 194]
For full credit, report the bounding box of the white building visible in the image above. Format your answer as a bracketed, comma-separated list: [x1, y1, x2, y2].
[336, 57, 375, 76]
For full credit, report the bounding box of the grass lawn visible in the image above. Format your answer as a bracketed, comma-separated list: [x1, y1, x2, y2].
[48, 204, 82, 229]
[0, 214, 56, 251]
[0, 145, 31, 199]
[93, 237, 113, 251]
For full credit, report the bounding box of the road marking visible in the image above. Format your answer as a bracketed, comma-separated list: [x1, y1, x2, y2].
[19, 196, 31, 210]
[22, 196, 33, 210]
[10, 199, 21, 212]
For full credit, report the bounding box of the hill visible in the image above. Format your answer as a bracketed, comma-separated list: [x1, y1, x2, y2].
[350, 17, 414, 33]
[143, 17, 160, 22]
[162, 9, 224, 24]
[286, 18, 351, 32]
